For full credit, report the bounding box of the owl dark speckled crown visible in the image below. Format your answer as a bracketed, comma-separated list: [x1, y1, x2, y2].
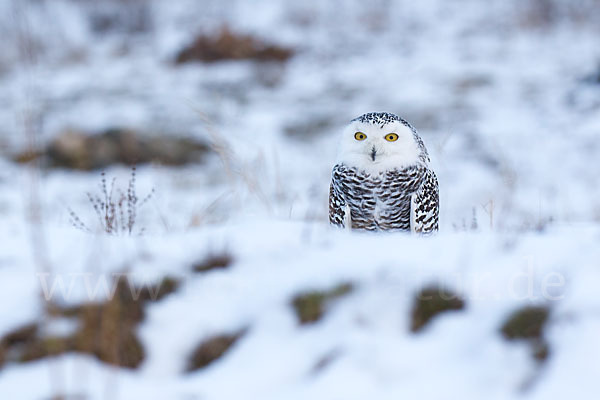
[351, 112, 416, 132]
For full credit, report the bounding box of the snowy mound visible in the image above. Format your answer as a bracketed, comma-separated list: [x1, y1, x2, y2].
[1, 220, 600, 399]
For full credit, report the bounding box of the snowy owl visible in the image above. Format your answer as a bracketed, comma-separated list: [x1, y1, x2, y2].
[329, 112, 439, 233]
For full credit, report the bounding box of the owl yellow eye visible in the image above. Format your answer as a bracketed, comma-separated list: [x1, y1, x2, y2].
[354, 132, 367, 141]
[385, 133, 399, 142]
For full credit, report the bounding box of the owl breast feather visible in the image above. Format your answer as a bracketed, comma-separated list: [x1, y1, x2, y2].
[330, 164, 425, 231]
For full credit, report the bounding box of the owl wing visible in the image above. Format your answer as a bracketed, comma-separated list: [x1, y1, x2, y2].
[329, 166, 350, 228]
[410, 168, 439, 234]
[329, 181, 347, 228]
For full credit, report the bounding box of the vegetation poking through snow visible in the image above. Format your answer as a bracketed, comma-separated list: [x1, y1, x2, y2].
[0, 324, 38, 369]
[192, 253, 234, 273]
[500, 306, 551, 362]
[14, 128, 211, 170]
[69, 167, 154, 235]
[175, 27, 294, 64]
[410, 286, 465, 333]
[291, 283, 354, 325]
[186, 329, 247, 372]
[0, 276, 179, 370]
[140, 277, 181, 302]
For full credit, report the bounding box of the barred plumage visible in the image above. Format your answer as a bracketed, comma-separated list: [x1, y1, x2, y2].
[410, 168, 439, 233]
[329, 112, 439, 233]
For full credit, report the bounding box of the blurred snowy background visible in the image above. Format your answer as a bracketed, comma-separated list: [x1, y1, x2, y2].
[1, 0, 600, 399]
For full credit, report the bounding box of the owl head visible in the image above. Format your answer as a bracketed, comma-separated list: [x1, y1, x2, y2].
[336, 112, 429, 174]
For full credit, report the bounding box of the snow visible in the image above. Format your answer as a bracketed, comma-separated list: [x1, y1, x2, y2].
[1, 0, 600, 398]
[2, 220, 600, 399]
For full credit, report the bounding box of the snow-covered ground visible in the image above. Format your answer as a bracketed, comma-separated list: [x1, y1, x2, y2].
[1, 0, 600, 398]
[2, 218, 600, 399]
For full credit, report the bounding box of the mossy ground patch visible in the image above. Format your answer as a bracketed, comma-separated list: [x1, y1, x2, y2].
[192, 253, 234, 273]
[0, 276, 179, 370]
[291, 283, 354, 325]
[410, 286, 465, 333]
[187, 329, 246, 372]
[500, 305, 551, 363]
[175, 28, 294, 64]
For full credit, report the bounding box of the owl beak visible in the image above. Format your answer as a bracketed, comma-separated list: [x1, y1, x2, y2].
[370, 146, 377, 161]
